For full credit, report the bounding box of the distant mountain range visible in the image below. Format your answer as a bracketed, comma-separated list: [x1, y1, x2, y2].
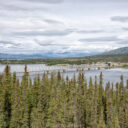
[0, 52, 98, 60]
[0, 47, 128, 60]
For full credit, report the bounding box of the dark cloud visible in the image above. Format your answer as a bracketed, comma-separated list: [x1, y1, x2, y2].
[0, 4, 46, 12]
[122, 27, 128, 31]
[111, 16, 128, 22]
[77, 30, 104, 34]
[23, 0, 64, 4]
[13, 29, 73, 37]
[44, 19, 64, 25]
[35, 39, 73, 49]
[0, 41, 12, 45]
[83, 0, 126, 1]
[79, 36, 120, 42]
[0, 41, 21, 47]
[35, 39, 54, 46]
[36, 40, 67, 47]
[0, 0, 47, 12]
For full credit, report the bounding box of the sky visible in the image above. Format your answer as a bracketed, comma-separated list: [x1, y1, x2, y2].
[0, 0, 128, 56]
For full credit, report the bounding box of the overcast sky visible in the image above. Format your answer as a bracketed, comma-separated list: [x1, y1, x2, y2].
[0, 0, 128, 55]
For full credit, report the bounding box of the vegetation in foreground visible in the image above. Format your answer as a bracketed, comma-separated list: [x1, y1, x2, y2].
[0, 65, 128, 128]
[122, 64, 128, 69]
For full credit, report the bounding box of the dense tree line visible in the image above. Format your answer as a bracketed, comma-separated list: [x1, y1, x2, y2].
[0, 65, 128, 128]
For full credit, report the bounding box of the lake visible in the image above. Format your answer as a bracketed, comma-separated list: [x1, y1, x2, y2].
[0, 64, 128, 86]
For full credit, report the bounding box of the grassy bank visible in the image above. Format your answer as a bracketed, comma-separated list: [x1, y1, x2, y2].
[122, 64, 128, 69]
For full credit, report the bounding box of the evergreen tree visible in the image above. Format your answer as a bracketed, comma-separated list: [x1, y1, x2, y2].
[0, 65, 128, 128]
[97, 108, 106, 128]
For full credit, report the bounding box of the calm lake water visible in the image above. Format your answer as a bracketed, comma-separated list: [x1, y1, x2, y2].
[0, 64, 128, 86]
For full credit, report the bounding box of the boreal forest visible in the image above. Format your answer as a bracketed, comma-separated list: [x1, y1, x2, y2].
[0, 65, 127, 128]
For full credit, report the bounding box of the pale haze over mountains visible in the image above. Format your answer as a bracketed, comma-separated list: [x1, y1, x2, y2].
[0, 47, 128, 59]
[0, 0, 128, 57]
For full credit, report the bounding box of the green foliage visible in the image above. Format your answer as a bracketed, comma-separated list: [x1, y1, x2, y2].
[122, 64, 128, 69]
[0, 65, 128, 128]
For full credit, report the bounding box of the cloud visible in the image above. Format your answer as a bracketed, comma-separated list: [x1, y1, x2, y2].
[0, 0, 128, 56]
[111, 16, 128, 22]
[77, 29, 104, 34]
[35, 39, 54, 46]
[0, 4, 46, 12]
[0, 41, 12, 45]
[35, 39, 72, 48]
[79, 36, 120, 42]
[44, 19, 64, 25]
[117, 40, 128, 44]
[0, 41, 21, 47]
[23, 0, 64, 4]
[13, 29, 73, 37]
[122, 27, 128, 31]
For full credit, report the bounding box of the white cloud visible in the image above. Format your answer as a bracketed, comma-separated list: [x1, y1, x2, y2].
[0, 0, 128, 56]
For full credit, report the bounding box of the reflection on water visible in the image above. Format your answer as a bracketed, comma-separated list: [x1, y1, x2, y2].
[0, 64, 128, 86]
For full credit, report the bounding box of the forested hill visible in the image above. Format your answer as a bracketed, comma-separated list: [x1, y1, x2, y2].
[102, 47, 128, 55]
[89, 47, 128, 63]
[88, 47, 128, 64]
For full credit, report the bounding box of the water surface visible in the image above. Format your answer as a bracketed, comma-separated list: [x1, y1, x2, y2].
[0, 64, 128, 86]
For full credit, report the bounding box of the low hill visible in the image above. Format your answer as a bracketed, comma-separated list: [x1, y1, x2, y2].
[102, 47, 128, 55]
